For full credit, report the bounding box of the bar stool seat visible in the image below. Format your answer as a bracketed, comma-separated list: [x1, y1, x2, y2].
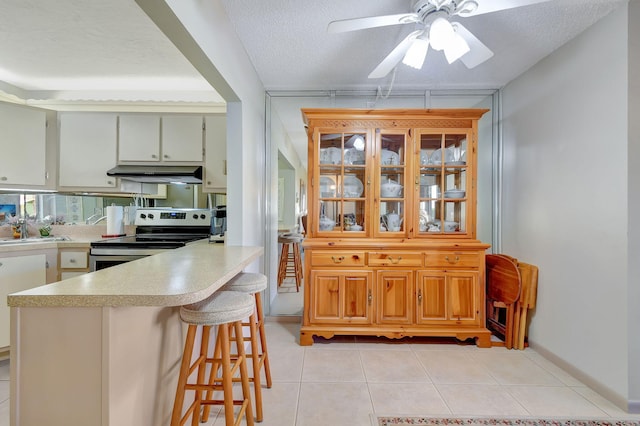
[172, 290, 255, 426]
[221, 272, 272, 422]
[277, 233, 303, 292]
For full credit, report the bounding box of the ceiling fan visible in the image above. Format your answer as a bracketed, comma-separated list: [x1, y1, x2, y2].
[328, 0, 551, 79]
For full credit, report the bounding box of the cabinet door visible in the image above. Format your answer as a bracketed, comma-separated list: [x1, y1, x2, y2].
[204, 115, 227, 192]
[59, 113, 118, 188]
[162, 115, 204, 162]
[415, 130, 474, 238]
[309, 270, 372, 324]
[376, 129, 411, 236]
[0, 254, 47, 348]
[0, 103, 47, 186]
[118, 115, 160, 162]
[417, 270, 479, 325]
[377, 270, 413, 324]
[315, 129, 369, 235]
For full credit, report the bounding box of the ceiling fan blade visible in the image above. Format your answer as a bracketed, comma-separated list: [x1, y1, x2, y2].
[459, 0, 552, 17]
[452, 22, 494, 69]
[328, 13, 419, 33]
[368, 30, 422, 79]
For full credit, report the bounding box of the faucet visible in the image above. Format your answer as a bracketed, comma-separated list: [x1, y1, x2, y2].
[86, 213, 106, 225]
[89, 216, 108, 225]
[17, 218, 28, 239]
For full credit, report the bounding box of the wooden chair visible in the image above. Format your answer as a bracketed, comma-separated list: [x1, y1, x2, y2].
[512, 261, 538, 349]
[486, 254, 521, 349]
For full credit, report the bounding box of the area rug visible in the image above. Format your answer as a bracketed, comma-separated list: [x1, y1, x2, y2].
[376, 417, 640, 426]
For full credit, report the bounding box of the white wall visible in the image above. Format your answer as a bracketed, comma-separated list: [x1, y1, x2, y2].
[138, 0, 266, 263]
[627, 0, 640, 412]
[501, 4, 632, 408]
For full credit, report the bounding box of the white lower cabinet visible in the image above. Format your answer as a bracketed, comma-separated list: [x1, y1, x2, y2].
[58, 112, 119, 189]
[58, 248, 90, 281]
[0, 253, 47, 348]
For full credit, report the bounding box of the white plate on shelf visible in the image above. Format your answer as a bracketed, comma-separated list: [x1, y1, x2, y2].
[320, 147, 342, 164]
[343, 175, 364, 198]
[431, 148, 456, 165]
[344, 148, 365, 165]
[381, 149, 400, 165]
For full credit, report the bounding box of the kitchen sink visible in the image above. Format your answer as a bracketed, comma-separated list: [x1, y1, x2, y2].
[0, 236, 71, 245]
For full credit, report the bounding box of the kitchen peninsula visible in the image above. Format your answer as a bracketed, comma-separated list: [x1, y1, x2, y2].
[7, 241, 263, 426]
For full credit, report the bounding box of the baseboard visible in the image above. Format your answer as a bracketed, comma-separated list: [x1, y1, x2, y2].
[628, 400, 640, 414]
[530, 339, 633, 413]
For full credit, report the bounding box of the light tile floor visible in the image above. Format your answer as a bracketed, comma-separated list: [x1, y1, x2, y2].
[1, 321, 639, 426]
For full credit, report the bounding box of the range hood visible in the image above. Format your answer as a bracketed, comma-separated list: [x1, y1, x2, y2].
[106, 165, 203, 184]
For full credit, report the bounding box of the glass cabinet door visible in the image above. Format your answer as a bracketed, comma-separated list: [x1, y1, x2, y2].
[316, 131, 368, 235]
[376, 130, 409, 236]
[417, 132, 470, 236]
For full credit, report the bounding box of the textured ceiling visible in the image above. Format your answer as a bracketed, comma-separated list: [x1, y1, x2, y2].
[0, 0, 219, 102]
[0, 0, 627, 164]
[219, 0, 625, 91]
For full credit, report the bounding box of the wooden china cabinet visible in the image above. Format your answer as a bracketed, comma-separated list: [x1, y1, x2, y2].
[300, 108, 491, 347]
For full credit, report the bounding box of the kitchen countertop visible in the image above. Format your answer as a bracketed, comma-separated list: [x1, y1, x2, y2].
[7, 241, 263, 308]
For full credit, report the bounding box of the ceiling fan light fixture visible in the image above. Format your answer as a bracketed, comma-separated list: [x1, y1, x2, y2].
[428, 17, 454, 51]
[402, 37, 429, 69]
[443, 32, 470, 63]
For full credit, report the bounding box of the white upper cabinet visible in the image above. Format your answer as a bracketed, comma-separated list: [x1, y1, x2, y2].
[204, 115, 227, 193]
[118, 114, 203, 163]
[118, 114, 161, 162]
[162, 115, 204, 162]
[58, 112, 118, 189]
[0, 103, 47, 187]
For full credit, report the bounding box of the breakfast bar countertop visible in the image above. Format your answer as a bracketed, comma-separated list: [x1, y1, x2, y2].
[7, 241, 264, 308]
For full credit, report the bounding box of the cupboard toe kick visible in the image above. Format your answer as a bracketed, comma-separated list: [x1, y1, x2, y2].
[299, 326, 492, 348]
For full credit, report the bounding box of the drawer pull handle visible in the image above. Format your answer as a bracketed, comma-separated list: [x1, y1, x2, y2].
[387, 256, 402, 264]
[368, 289, 372, 305]
[418, 289, 422, 304]
[445, 255, 460, 264]
[331, 256, 345, 264]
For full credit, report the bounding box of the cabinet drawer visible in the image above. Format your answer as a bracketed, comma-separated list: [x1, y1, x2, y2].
[310, 251, 366, 267]
[424, 252, 481, 268]
[60, 251, 88, 269]
[367, 252, 423, 267]
[61, 271, 87, 280]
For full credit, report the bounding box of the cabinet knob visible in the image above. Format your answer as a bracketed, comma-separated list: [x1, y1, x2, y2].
[69, 259, 76, 263]
[368, 289, 372, 305]
[107, 180, 113, 185]
[0, 262, 3, 267]
[164, 154, 169, 159]
[151, 154, 158, 159]
[0, 176, 7, 181]
[331, 256, 345, 264]
[418, 289, 422, 304]
[445, 255, 460, 264]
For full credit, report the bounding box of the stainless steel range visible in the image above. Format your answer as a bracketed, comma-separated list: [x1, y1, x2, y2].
[89, 208, 212, 272]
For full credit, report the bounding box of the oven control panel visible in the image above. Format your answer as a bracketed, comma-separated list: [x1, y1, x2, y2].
[135, 208, 212, 226]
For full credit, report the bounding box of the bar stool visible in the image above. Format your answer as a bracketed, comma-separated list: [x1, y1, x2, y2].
[171, 290, 255, 426]
[214, 272, 272, 422]
[277, 233, 303, 292]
